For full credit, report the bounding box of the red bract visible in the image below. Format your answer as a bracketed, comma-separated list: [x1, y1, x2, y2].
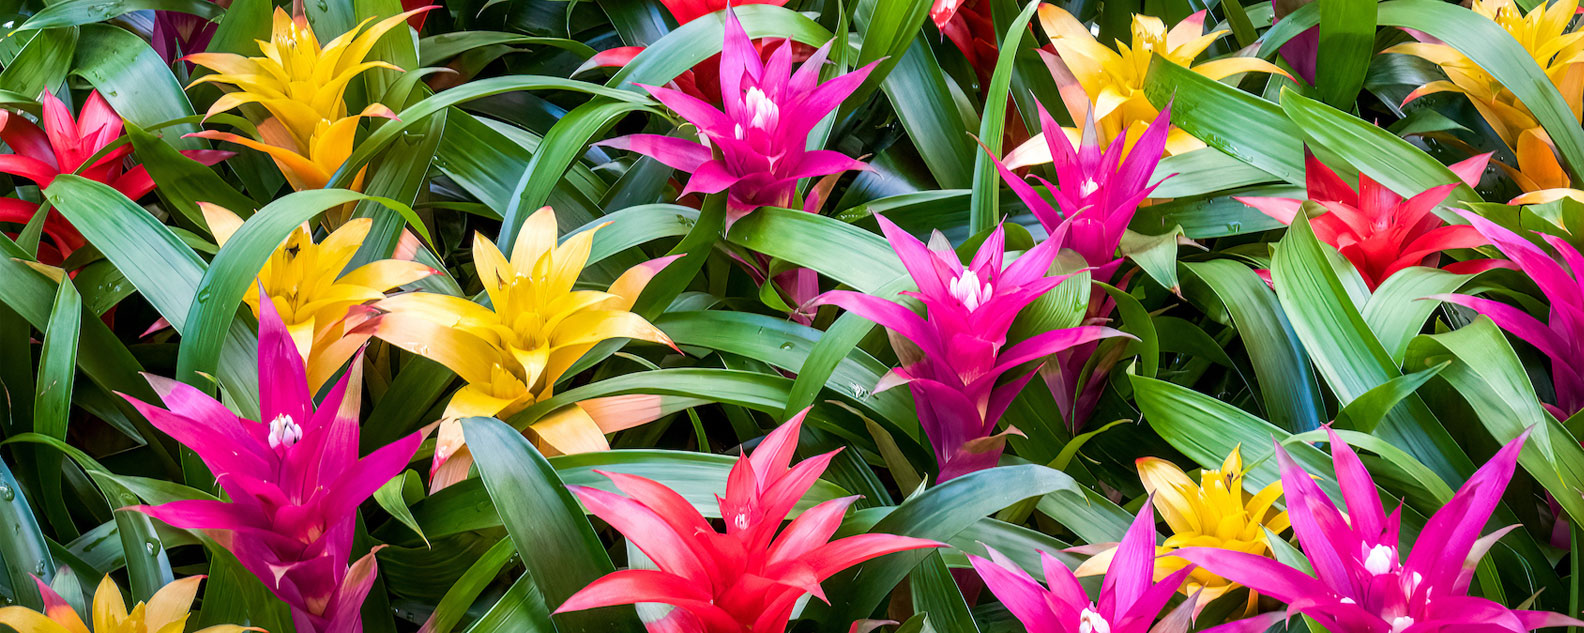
[813, 216, 1127, 480]
[1431, 210, 1584, 419]
[0, 91, 230, 264]
[598, 9, 877, 225]
[554, 408, 941, 633]
[124, 288, 421, 633]
[1177, 428, 1582, 633]
[1237, 152, 1494, 290]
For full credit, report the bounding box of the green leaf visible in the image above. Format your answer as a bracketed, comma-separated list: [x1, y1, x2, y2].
[1181, 260, 1324, 432]
[1131, 374, 1336, 495]
[909, 553, 980, 633]
[726, 206, 904, 293]
[845, 0, 935, 124]
[73, 24, 204, 150]
[1271, 213, 1470, 483]
[33, 277, 80, 540]
[373, 470, 428, 546]
[968, 0, 1041, 234]
[497, 99, 657, 254]
[0, 28, 76, 97]
[419, 32, 596, 66]
[1278, 88, 1478, 205]
[462, 417, 641, 633]
[126, 121, 257, 226]
[654, 311, 923, 447]
[822, 464, 1083, 624]
[881, 38, 976, 189]
[463, 571, 555, 633]
[0, 459, 52, 609]
[1143, 56, 1304, 184]
[43, 175, 261, 416]
[331, 76, 649, 189]
[1315, 0, 1376, 107]
[1361, 267, 1475, 363]
[14, 0, 222, 32]
[1119, 227, 1188, 294]
[5, 434, 174, 602]
[1405, 319, 1584, 524]
[1333, 361, 1449, 432]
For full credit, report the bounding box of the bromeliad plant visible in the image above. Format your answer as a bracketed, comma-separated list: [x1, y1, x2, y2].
[554, 409, 942, 632]
[970, 503, 1197, 633]
[8, 0, 1584, 631]
[0, 90, 230, 265]
[126, 289, 421, 633]
[814, 215, 1125, 480]
[358, 205, 677, 488]
[1176, 429, 1583, 633]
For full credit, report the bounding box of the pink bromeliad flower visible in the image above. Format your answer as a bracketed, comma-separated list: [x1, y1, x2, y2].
[123, 288, 421, 633]
[553, 408, 941, 633]
[1175, 428, 1582, 633]
[598, 9, 877, 225]
[1430, 210, 1584, 420]
[994, 104, 1172, 432]
[970, 502, 1197, 633]
[0, 90, 229, 265]
[1237, 151, 1496, 290]
[813, 215, 1127, 481]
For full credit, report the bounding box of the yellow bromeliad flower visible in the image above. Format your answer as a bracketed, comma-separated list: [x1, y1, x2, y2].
[1077, 447, 1288, 613]
[185, 6, 427, 192]
[203, 202, 435, 391]
[359, 206, 678, 490]
[0, 574, 255, 633]
[1389, 0, 1584, 201]
[1011, 6, 1286, 166]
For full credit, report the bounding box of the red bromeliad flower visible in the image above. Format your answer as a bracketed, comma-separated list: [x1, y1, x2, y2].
[1176, 428, 1582, 633]
[124, 288, 422, 633]
[1237, 151, 1494, 290]
[554, 408, 942, 633]
[0, 91, 230, 264]
[969, 502, 1197, 633]
[598, 9, 877, 225]
[812, 216, 1127, 480]
[1431, 210, 1584, 419]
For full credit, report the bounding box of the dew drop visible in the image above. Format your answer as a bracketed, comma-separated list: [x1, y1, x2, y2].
[778, 342, 794, 351]
[0, 484, 14, 501]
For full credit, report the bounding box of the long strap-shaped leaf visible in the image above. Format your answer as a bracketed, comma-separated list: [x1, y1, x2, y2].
[44, 176, 263, 416]
[462, 417, 643, 633]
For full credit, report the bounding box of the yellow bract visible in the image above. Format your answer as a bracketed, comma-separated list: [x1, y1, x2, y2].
[189, 7, 416, 148]
[363, 206, 677, 489]
[1389, 0, 1584, 198]
[0, 575, 254, 633]
[1031, 6, 1287, 158]
[187, 7, 424, 192]
[1078, 447, 1288, 612]
[204, 203, 434, 391]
